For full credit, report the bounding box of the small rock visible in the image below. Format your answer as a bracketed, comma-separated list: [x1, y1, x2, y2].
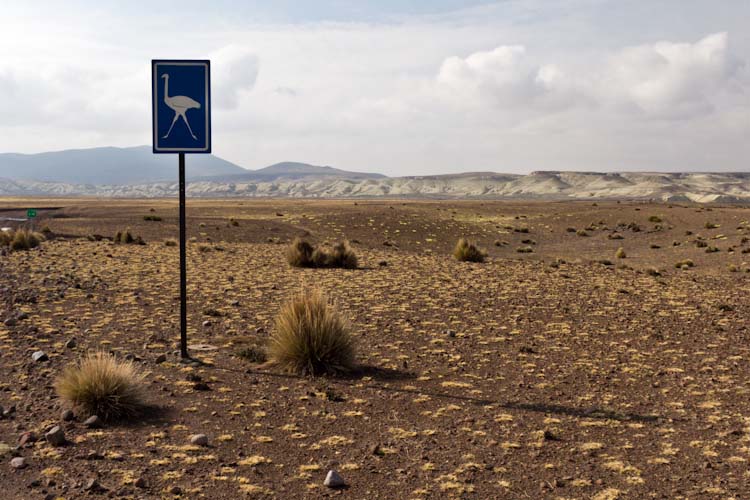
[169, 486, 182, 495]
[84, 451, 104, 460]
[45, 426, 66, 447]
[10, 457, 27, 469]
[83, 415, 102, 429]
[61, 409, 75, 422]
[17, 312, 28, 321]
[190, 434, 208, 447]
[446, 330, 456, 338]
[134, 476, 147, 488]
[84, 479, 106, 492]
[3, 318, 16, 327]
[18, 431, 36, 447]
[324, 470, 346, 488]
[202, 320, 212, 327]
[0, 405, 3, 418]
[64, 338, 76, 349]
[155, 354, 167, 364]
[31, 351, 49, 362]
[2, 405, 14, 418]
[192, 382, 210, 391]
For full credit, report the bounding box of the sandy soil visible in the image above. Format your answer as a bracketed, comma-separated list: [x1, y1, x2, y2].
[1, 198, 749, 499]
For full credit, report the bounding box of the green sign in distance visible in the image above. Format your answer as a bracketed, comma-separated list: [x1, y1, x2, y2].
[26, 209, 37, 218]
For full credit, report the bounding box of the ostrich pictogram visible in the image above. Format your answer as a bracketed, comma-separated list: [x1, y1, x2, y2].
[161, 74, 201, 140]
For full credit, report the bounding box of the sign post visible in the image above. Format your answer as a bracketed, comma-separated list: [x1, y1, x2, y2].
[26, 209, 37, 219]
[152, 60, 211, 359]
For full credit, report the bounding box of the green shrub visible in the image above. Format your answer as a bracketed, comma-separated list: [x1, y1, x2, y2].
[453, 238, 486, 262]
[143, 215, 162, 221]
[648, 216, 662, 223]
[267, 289, 355, 375]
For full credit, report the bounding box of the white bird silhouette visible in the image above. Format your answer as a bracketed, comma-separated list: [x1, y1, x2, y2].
[161, 74, 201, 140]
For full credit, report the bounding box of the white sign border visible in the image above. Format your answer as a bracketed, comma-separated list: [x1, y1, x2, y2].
[152, 60, 211, 154]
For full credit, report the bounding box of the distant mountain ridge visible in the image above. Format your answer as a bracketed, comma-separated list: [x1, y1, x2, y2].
[0, 146, 748, 203]
[0, 171, 748, 203]
[0, 146, 247, 184]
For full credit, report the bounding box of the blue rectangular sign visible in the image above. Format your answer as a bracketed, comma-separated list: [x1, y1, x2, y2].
[152, 60, 211, 153]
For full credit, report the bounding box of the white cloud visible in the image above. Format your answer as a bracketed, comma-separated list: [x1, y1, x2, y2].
[211, 46, 260, 110]
[0, 1, 748, 174]
[432, 32, 743, 121]
[603, 32, 740, 118]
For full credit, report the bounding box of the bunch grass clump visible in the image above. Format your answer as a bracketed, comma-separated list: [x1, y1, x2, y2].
[453, 238, 486, 263]
[114, 229, 145, 245]
[267, 289, 355, 376]
[55, 352, 147, 421]
[1, 229, 45, 251]
[286, 238, 357, 269]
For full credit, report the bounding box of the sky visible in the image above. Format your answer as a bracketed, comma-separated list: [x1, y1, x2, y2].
[1, 0, 749, 175]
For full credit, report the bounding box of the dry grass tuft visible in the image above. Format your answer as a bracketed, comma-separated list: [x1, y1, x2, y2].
[2, 229, 45, 251]
[615, 247, 627, 259]
[115, 229, 145, 245]
[287, 237, 314, 267]
[266, 289, 355, 376]
[453, 238, 486, 262]
[55, 352, 148, 421]
[286, 238, 357, 269]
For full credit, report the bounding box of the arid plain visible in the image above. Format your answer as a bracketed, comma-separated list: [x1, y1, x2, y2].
[1, 198, 750, 499]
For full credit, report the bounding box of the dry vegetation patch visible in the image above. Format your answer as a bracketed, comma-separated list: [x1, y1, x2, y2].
[55, 352, 148, 421]
[266, 289, 355, 375]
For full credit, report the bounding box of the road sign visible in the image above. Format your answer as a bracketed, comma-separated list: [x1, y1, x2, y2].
[151, 59, 212, 360]
[26, 209, 37, 218]
[152, 60, 211, 154]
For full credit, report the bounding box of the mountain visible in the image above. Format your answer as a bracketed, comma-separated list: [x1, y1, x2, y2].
[0, 146, 248, 184]
[194, 161, 385, 182]
[0, 146, 747, 203]
[1, 171, 748, 203]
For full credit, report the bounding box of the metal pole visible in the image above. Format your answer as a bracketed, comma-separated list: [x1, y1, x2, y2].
[179, 153, 188, 359]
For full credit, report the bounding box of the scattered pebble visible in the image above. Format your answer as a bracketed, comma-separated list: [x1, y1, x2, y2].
[84, 479, 106, 492]
[64, 338, 76, 349]
[61, 409, 75, 422]
[134, 476, 147, 489]
[10, 457, 27, 469]
[190, 434, 208, 446]
[155, 354, 167, 364]
[18, 431, 36, 447]
[83, 415, 102, 429]
[324, 469, 346, 488]
[31, 351, 49, 362]
[45, 426, 66, 447]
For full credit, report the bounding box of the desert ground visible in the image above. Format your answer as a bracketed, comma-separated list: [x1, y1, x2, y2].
[1, 198, 750, 499]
